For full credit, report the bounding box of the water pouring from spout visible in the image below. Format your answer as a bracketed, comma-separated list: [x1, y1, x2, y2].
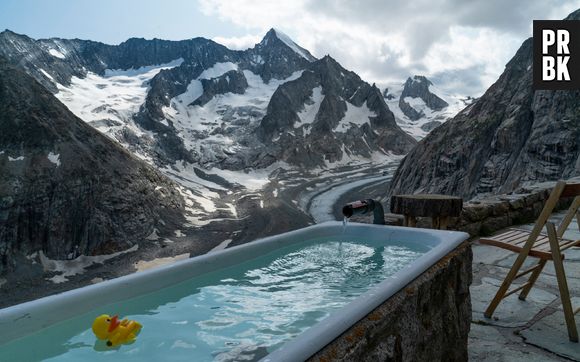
[341, 199, 385, 225]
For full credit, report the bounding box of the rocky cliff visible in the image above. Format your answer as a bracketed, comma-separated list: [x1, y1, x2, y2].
[390, 10, 580, 199]
[0, 58, 186, 275]
[256, 56, 417, 168]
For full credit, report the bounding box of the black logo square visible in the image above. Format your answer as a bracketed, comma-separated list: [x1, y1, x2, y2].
[533, 20, 580, 90]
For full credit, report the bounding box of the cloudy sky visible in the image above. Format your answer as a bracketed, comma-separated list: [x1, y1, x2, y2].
[1, 0, 579, 96]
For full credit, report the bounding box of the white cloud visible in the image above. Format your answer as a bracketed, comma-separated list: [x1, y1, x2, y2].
[212, 34, 262, 50]
[199, 0, 579, 96]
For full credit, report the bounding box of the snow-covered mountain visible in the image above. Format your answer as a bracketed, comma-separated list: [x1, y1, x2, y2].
[383, 76, 474, 140]
[0, 27, 466, 296]
[0, 27, 417, 181]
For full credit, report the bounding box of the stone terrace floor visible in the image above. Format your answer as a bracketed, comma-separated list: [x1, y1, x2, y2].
[469, 210, 580, 361]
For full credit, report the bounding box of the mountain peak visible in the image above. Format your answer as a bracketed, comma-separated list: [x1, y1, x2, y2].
[400, 74, 448, 113]
[406, 75, 432, 86]
[259, 28, 316, 62]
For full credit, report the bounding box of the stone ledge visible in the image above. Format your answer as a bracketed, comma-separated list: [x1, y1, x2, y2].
[366, 178, 580, 237]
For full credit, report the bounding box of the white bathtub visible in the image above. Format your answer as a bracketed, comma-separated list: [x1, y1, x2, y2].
[0, 222, 469, 361]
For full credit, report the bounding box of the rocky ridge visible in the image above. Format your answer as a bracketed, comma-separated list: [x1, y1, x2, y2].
[389, 9, 580, 199]
[0, 28, 416, 172]
[0, 57, 187, 276]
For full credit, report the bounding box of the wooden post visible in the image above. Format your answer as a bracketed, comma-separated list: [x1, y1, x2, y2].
[390, 194, 462, 230]
[547, 222, 579, 342]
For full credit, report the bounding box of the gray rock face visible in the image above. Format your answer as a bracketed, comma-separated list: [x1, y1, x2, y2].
[244, 28, 315, 83]
[383, 88, 396, 100]
[398, 75, 449, 121]
[420, 120, 442, 132]
[390, 9, 580, 199]
[0, 58, 186, 275]
[191, 70, 248, 107]
[398, 97, 424, 120]
[256, 56, 417, 168]
[401, 75, 449, 111]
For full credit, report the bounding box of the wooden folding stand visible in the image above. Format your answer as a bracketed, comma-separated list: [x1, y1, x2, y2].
[480, 181, 580, 342]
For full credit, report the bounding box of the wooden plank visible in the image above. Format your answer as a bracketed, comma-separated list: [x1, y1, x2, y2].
[519, 260, 547, 301]
[557, 197, 580, 237]
[494, 229, 526, 239]
[390, 194, 463, 218]
[515, 263, 543, 279]
[503, 283, 530, 299]
[561, 239, 580, 252]
[507, 234, 533, 245]
[547, 222, 579, 342]
[501, 233, 531, 243]
[514, 235, 547, 247]
[439, 216, 449, 230]
[532, 237, 552, 251]
[479, 238, 553, 259]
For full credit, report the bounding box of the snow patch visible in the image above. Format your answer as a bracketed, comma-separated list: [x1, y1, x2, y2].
[55, 58, 183, 142]
[174, 230, 184, 238]
[47, 152, 60, 166]
[295, 86, 323, 131]
[104, 58, 184, 77]
[164, 70, 302, 165]
[8, 156, 24, 161]
[40, 69, 54, 81]
[173, 62, 238, 106]
[207, 162, 290, 191]
[134, 253, 190, 273]
[198, 62, 238, 80]
[48, 48, 66, 59]
[273, 29, 315, 62]
[335, 101, 376, 131]
[38, 245, 138, 284]
[210, 239, 233, 253]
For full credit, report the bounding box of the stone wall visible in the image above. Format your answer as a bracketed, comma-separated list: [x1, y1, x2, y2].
[355, 179, 578, 237]
[307, 242, 472, 362]
[447, 181, 576, 237]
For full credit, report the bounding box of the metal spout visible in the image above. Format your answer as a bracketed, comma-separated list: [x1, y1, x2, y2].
[342, 199, 385, 225]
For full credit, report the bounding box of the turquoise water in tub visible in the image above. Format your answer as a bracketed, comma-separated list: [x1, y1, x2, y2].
[0, 237, 428, 361]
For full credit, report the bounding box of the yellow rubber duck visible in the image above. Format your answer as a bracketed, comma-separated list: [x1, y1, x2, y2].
[92, 314, 142, 347]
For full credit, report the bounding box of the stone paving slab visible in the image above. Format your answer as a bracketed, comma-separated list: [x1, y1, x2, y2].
[470, 211, 580, 361]
[469, 323, 562, 361]
[471, 277, 557, 327]
[521, 298, 580, 360]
